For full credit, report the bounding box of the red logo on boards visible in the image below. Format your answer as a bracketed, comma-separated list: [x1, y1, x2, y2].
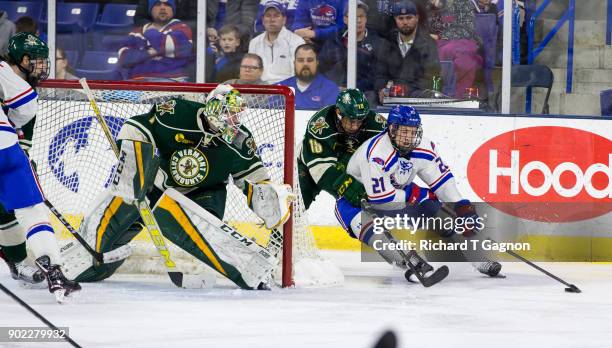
[468, 126, 611, 222]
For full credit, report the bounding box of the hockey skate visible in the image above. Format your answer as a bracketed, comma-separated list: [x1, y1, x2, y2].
[403, 250, 449, 287]
[35, 256, 81, 303]
[0, 249, 44, 285]
[475, 260, 504, 278]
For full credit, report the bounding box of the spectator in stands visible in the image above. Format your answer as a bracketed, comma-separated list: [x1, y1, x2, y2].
[14, 16, 47, 43]
[428, 0, 485, 98]
[207, 0, 259, 43]
[0, 11, 16, 57]
[291, 0, 344, 47]
[211, 25, 245, 82]
[135, 0, 197, 30]
[374, 0, 440, 103]
[363, 0, 430, 39]
[223, 53, 266, 85]
[477, 0, 498, 14]
[319, 0, 381, 105]
[249, 1, 305, 84]
[55, 48, 78, 80]
[279, 44, 339, 109]
[253, 0, 300, 34]
[118, 0, 193, 82]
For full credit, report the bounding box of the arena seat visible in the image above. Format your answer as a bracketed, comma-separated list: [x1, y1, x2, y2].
[40, 3, 100, 33]
[0, 1, 43, 22]
[94, 4, 137, 31]
[600, 89, 612, 116]
[511, 64, 554, 114]
[91, 4, 137, 51]
[75, 51, 121, 80]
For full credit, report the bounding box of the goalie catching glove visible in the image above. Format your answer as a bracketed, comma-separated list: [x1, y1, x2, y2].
[244, 180, 294, 229]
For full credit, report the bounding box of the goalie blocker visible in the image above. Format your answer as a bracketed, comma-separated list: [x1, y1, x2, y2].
[64, 140, 292, 290]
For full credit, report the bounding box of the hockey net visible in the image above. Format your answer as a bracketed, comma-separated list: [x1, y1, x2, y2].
[32, 80, 342, 288]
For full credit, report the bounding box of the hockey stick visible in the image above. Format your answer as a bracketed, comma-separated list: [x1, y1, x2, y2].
[439, 205, 582, 293]
[0, 282, 82, 347]
[42, 198, 131, 264]
[361, 200, 448, 287]
[78, 78, 206, 289]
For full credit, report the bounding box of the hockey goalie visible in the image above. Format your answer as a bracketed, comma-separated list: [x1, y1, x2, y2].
[62, 84, 293, 290]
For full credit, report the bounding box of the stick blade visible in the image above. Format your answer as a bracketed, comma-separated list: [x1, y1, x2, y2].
[565, 284, 582, 293]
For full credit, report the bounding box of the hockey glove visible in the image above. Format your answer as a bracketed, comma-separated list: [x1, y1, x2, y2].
[333, 173, 366, 207]
[454, 200, 479, 237]
[245, 181, 295, 229]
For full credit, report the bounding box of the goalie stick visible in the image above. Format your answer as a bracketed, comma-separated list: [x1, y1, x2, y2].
[79, 78, 208, 289]
[439, 204, 582, 293]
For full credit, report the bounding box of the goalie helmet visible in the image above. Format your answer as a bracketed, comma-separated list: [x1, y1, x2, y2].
[201, 84, 245, 144]
[7, 32, 50, 86]
[335, 88, 369, 135]
[387, 105, 422, 154]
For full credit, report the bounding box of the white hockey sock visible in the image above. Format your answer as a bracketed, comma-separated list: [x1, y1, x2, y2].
[14, 203, 60, 265]
[0, 220, 26, 246]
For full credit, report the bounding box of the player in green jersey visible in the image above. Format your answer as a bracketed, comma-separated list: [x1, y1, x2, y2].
[64, 84, 293, 290]
[298, 88, 386, 209]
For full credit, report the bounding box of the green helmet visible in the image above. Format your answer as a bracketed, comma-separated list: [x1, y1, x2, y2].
[335, 88, 369, 121]
[8, 32, 49, 63]
[7, 32, 49, 85]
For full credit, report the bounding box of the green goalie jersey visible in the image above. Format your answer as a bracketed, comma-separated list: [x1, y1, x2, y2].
[118, 98, 268, 191]
[299, 105, 386, 208]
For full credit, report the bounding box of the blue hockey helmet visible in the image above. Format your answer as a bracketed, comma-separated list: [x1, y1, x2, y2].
[387, 105, 422, 154]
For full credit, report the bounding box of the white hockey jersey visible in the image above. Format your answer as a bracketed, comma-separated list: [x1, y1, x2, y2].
[0, 60, 38, 149]
[347, 131, 463, 204]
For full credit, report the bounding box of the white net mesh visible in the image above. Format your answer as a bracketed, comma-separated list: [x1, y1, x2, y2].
[31, 81, 342, 287]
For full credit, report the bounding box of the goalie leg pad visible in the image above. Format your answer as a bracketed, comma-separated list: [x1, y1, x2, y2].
[67, 193, 141, 282]
[112, 140, 160, 203]
[246, 181, 294, 230]
[153, 188, 279, 290]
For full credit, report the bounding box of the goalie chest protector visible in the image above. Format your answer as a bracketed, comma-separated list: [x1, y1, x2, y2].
[124, 98, 263, 189]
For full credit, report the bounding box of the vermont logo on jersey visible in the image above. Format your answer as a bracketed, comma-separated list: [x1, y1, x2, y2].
[310, 116, 329, 135]
[156, 100, 176, 116]
[375, 114, 387, 127]
[169, 148, 209, 187]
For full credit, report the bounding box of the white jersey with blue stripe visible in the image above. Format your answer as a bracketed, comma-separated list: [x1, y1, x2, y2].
[347, 131, 463, 204]
[0, 60, 38, 149]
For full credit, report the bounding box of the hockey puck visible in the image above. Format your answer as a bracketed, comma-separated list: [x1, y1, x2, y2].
[564, 284, 581, 293]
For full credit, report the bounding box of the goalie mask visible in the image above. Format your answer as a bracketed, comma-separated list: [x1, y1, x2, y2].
[335, 88, 369, 136]
[8, 32, 50, 87]
[387, 105, 423, 155]
[200, 84, 245, 144]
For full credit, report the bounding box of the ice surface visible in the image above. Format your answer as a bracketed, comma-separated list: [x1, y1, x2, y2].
[2, 251, 611, 348]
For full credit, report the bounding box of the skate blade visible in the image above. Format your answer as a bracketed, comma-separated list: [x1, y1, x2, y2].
[54, 288, 81, 304]
[18, 280, 47, 289]
[54, 289, 67, 304]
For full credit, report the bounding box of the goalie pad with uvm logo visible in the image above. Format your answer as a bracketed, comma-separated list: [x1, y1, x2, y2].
[152, 188, 280, 290]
